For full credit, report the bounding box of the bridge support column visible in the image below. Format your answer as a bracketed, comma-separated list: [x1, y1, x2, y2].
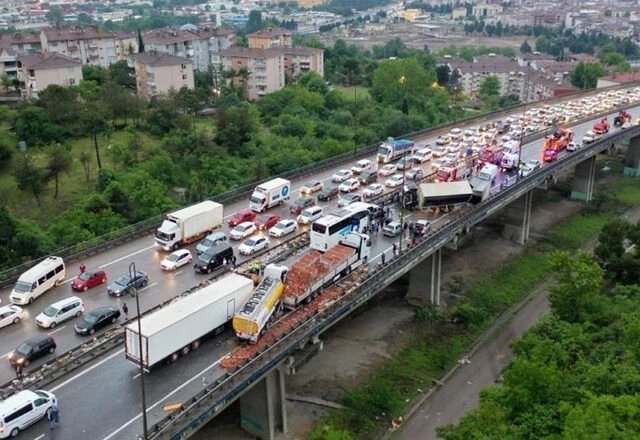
[624, 135, 640, 177]
[502, 190, 532, 245]
[239, 366, 287, 440]
[570, 155, 596, 202]
[406, 248, 442, 307]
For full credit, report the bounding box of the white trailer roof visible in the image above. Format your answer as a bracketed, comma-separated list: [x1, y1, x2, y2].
[168, 200, 221, 220]
[419, 181, 473, 198]
[128, 273, 253, 337]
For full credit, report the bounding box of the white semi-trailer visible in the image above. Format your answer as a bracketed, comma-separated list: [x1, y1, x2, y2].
[124, 273, 254, 371]
[155, 200, 223, 251]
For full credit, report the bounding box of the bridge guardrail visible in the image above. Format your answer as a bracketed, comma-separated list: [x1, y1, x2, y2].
[145, 125, 640, 440]
[1, 82, 637, 289]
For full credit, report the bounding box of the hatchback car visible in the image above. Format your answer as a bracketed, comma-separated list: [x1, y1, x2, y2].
[254, 213, 281, 231]
[331, 169, 352, 183]
[35, 296, 83, 329]
[351, 159, 372, 175]
[297, 206, 323, 225]
[0, 305, 25, 329]
[74, 306, 121, 336]
[228, 209, 256, 227]
[289, 197, 315, 215]
[378, 164, 397, 177]
[9, 335, 56, 367]
[230, 221, 256, 240]
[358, 170, 378, 185]
[383, 221, 403, 237]
[339, 178, 360, 193]
[71, 269, 107, 292]
[406, 168, 425, 181]
[300, 180, 323, 195]
[238, 236, 270, 255]
[338, 193, 362, 207]
[107, 271, 149, 297]
[385, 174, 404, 188]
[363, 183, 384, 198]
[270, 219, 298, 237]
[413, 220, 432, 236]
[161, 249, 192, 271]
[317, 186, 339, 202]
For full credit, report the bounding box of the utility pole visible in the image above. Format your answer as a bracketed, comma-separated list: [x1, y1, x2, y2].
[517, 62, 531, 182]
[130, 262, 149, 440]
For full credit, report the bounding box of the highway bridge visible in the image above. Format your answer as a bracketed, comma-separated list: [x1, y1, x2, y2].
[0, 85, 639, 440]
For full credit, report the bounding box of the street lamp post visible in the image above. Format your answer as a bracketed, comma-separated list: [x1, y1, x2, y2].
[129, 262, 149, 440]
[398, 151, 407, 253]
[517, 62, 531, 181]
[354, 85, 358, 155]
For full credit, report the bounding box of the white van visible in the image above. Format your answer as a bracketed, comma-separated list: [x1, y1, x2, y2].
[412, 148, 433, 163]
[0, 390, 57, 438]
[10, 257, 65, 305]
[35, 296, 84, 329]
[297, 206, 323, 225]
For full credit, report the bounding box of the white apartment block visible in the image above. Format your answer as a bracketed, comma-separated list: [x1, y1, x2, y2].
[215, 47, 285, 100]
[17, 52, 83, 99]
[143, 25, 236, 72]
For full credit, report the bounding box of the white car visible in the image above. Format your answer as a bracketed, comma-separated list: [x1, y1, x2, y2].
[621, 121, 633, 129]
[270, 219, 298, 237]
[405, 168, 425, 181]
[435, 136, 448, 145]
[230, 221, 257, 240]
[161, 249, 192, 271]
[520, 159, 541, 177]
[351, 159, 372, 175]
[378, 164, 397, 176]
[238, 236, 270, 255]
[385, 174, 404, 188]
[331, 169, 352, 183]
[339, 178, 360, 193]
[363, 183, 384, 198]
[0, 305, 25, 329]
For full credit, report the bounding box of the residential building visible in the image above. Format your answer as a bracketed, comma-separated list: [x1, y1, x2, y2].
[473, 0, 503, 19]
[40, 27, 126, 68]
[398, 9, 427, 22]
[17, 52, 82, 99]
[143, 25, 236, 71]
[114, 33, 138, 60]
[597, 71, 640, 88]
[131, 52, 194, 100]
[0, 32, 41, 54]
[297, 0, 329, 5]
[247, 27, 293, 49]
[215, 47, 285, 100]
[281, 46, 324, 80]
[0, 46, 19, 85]
[451, 7, 467, 20]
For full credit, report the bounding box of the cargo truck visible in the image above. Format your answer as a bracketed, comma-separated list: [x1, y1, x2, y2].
[124, 273, 254, 371]
[469, 164, 498, 202]
[377, 137, 415, 163]
[232, 264, 288, 344]
[418, 181, 474, 210]
[434, 164, 470, 183]
[155, 201, 223, 251]
[249, 178, 291, 212]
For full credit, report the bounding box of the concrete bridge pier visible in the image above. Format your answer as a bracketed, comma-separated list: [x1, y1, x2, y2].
[624, 135, 640, 177]
[502, 190, 532, 245]
[406, 248, 442, 307]
[570, 155, 596, 202]
[239, 366, 287, 440]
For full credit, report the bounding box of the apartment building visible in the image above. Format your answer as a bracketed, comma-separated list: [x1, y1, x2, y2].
[281, 46, 324, 80]
[215, 47, 285, 100]
[17, 52, 82, 99]
[131, 52, 194, 100]
[247, 27, 293, 49]
[40, 27, 131, 68]
[143, 25, 236, 72]
[0, 32, 41, 54]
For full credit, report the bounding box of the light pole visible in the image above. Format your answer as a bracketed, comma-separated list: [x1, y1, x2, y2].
[129, 262, 149, 440]
[354, 85, 358, 155]
[517, 62, 531, 181]
[398, 150, 407, 253]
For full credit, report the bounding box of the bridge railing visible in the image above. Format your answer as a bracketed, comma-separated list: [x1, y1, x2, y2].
[145, 125, 640, 440]
[1, 82, 637, 289]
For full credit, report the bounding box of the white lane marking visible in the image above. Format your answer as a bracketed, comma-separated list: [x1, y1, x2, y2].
[98, 244, 157, 269]
[33, 434, 45, 440]
[2, 351, 11, 358]
[48, 326, 66, 336]
[51, 349, 124, 392]
[132, 372, 141, 380]
[61, 278, 74, 285]
[102, 357, 226, 440]
[139, 282, 158, 292]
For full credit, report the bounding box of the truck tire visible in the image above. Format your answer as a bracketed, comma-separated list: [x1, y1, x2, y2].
[173, 243, 180, 251]
[191, 340, 201, 350]
[170, 352, 179, 363]
[181, 346, 190, 356]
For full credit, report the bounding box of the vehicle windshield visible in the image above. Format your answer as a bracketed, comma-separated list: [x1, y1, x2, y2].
[249, 195, 264, 204]
[13, 281, 32, 293]
[84, 314, 98, 324]
[78, 272, 91, 281]
[16, 342, 32, 355]
[377, 146, 390, 156]
[244, 239, 257, 246]
[167, 253, 180, 262]
[43, 306, 58, 317]
[303, 182, 313, 188]
[235, 225, 248, 232]
[367, 185, 377, 191]
[257, 215, 270, 222]
[114, 276, 129, 287]
[155, 230, 174, 241]
[200, 238, 213, 247]
[274, 223, 285, 229]
[436, 170, 448, 179]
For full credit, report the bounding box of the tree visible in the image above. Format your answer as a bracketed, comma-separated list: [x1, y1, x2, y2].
[570, 62, 605, 89]
[246, 10, 263, 33]
[45, 143, 72, 199]
[478, 75, 501, 110]
[370, 58, 432, 114]
[78, 148, 92, 182]
[82, 65, 108, 85]
[108, 60, 136, 89]
[13, 153, 47, 206]
[14, 106, 59, 147]
[520, 40, 532, 53]
[81, 102, 108, 169]
[435, 64, 451, 87]
[46, 7, 64, 29]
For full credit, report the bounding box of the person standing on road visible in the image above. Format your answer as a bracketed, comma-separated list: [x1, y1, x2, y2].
[122, 303, 129, 319]
[231, 255, 237, 269]
[79, 263, 87, 274]
[381, 251, 386, 266]
[48, 402, 59, 429]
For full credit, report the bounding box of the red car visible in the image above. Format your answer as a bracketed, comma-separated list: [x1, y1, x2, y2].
[71, 270, 107, 292]
[228, 209, 256, 227]
[254, 213, 281, 231]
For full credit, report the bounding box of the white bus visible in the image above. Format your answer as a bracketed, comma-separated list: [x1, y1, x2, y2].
[310, 202, 373, 251]
[10, 257, 66, 305]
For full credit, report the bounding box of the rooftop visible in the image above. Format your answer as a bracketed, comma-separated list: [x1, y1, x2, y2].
[19, 52, 81, 70]
[132, 51, 193, 67]
[247, 27, 292, 39]
[42, 27, 117, 42]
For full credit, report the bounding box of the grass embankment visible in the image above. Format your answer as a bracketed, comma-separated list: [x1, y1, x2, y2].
[310, 183, 635, 439]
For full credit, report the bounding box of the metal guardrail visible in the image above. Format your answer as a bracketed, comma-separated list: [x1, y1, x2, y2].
[145, 125, 640, 440]
[1, 82, 637, 289]
[0, 233, 311, 398]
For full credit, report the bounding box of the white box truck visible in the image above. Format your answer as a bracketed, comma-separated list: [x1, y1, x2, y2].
[155, 200, 223, 251]
[124, 273, 254, 372]
[249, 178, 291, 212]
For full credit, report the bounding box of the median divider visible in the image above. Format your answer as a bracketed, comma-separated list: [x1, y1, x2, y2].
[1, 82, 637, 289]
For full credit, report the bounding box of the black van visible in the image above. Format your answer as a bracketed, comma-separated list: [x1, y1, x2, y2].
[194, 243, 234, 274]
[9, 335, 56, 367]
